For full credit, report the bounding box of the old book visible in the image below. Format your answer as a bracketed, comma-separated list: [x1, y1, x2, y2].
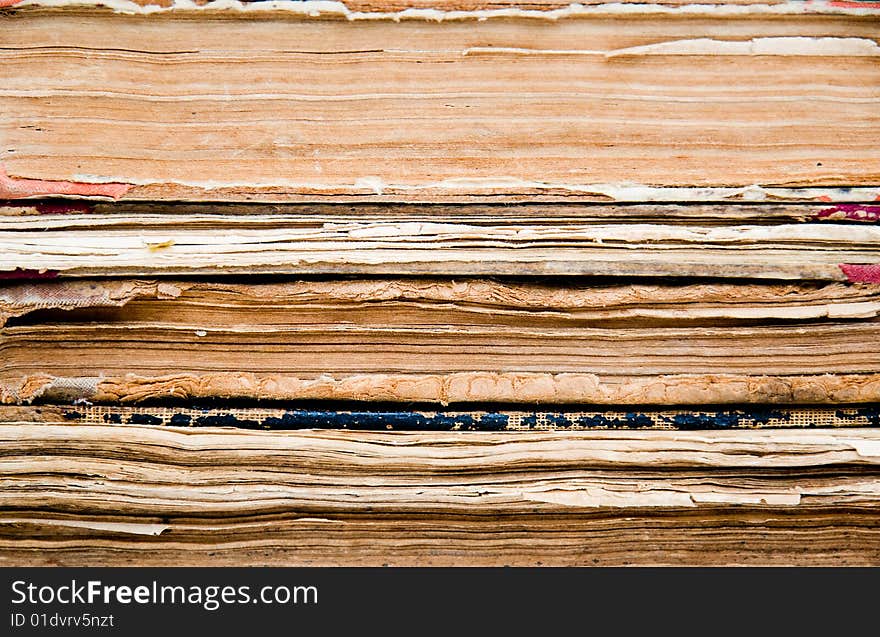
[2, 423, 879, 566]
[1, 1, 878, 203]
[2, 202, 880, 280]
[3, 276, 880, 405]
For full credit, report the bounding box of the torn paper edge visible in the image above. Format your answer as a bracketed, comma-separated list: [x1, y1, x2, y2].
[70, 175, 880, 203]
[4, 0, 880, 19]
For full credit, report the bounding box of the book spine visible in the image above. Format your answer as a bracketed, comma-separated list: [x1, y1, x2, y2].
[8, 404, 879, 430]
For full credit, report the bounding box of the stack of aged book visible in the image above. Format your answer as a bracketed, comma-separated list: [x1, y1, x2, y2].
[1, 0, 879, 565]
